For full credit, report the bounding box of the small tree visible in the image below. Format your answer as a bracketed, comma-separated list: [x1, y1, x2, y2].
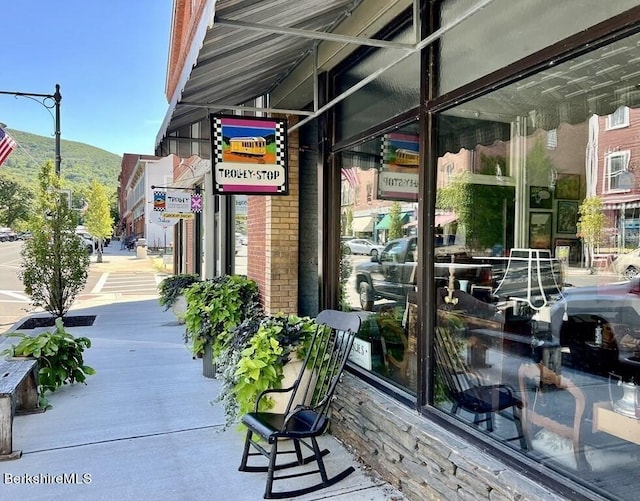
[388, 201, 404, 240]
[84, 181, 114, 262]
[20, 161, 90, 319]
[577, 196, 605, 271]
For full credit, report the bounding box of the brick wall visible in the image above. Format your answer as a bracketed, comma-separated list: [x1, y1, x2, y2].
[331, 374, 570, 501]
[247, 120, 299, 314]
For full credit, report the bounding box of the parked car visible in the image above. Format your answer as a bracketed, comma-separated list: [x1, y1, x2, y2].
[343, 238, 385, 257]
[0, 228, 17, 241]
[548, 278, 640, 381]
[355, 237, 564, 311]
[613, 249, 640, 279]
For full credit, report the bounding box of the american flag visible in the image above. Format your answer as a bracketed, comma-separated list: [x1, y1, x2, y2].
[0, 127, 16, 166]
[341, 167, 360, 188]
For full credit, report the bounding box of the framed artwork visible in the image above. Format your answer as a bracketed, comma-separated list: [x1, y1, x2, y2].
[554, 238, 581, 264]
[555, 174, 581, 200]
[557, 201, 579, 234]
[529, 212, 552, 249]
[530, 186, 553, 209]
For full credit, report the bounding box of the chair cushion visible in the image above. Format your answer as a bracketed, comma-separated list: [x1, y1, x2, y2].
[458, 384, 520, 413]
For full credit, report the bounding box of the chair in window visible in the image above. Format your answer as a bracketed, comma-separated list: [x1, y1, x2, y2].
[238, 309, 361, 499]
[434, 315, 526, 448]
[517, 363, 589, 471]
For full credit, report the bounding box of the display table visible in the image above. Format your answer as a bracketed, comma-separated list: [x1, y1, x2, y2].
[593, 401, 640, 445]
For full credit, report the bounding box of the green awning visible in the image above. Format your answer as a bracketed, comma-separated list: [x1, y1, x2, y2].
[376, 212, 410, 230]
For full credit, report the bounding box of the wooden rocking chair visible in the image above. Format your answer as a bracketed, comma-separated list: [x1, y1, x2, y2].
[238, 309, 361, 499]
[434, 321, 526, 448]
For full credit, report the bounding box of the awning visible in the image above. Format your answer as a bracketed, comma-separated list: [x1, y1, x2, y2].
[352, 216, 375, 233]
[156, 0, 415, 147]
[376, 212, 410, 230]
[602, 195, 640, 210]
[435, 213, 457, 227]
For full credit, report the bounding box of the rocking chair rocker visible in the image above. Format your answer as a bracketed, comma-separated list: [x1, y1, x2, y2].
[238, 309, 361, 499]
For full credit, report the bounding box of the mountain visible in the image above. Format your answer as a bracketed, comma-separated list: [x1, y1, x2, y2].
[0, 129, 121, 190]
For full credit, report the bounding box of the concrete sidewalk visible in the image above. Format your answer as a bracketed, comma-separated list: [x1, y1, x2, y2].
[0, 245, 405, 501]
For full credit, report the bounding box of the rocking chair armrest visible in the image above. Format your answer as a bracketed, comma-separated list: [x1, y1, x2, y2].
[254, 385, 297, 412]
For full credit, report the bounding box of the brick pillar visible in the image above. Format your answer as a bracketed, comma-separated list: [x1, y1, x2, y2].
[247, 121, 299, 315]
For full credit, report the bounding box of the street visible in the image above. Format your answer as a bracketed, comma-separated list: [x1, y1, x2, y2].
[0, 240, 161, 331]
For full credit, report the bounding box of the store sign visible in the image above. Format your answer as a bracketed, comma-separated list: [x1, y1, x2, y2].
[348, 337, 372, 371]
[211, 114, 289, 196]
[378, 133, 419, 201]
[150, 210, 178, 227]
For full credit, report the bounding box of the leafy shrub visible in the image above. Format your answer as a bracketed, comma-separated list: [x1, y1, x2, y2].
[183, 275, 262, 356]
[158, 273, 201, 310]
[2, 318, 96, 407]
[214, 314, 316, 429]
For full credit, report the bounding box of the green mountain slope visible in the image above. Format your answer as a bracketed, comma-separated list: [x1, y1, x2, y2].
[0, 129, 121, 189]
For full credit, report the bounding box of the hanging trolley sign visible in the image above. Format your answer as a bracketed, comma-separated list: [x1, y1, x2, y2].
[211, 114, 288, 196]
[378, 132, 419, 202]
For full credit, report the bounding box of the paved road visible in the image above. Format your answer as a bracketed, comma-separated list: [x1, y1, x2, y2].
[0, 242, 164, 332]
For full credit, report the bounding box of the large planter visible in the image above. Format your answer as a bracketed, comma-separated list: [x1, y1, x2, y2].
[271, 358, 315, 413]
[171, 295, 188, 324]
[202, 341, 216, 379]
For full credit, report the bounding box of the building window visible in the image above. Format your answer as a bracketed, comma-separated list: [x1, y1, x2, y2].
[606, 106, 629, 130]
[431, 27, 640, 500]
[606, 151, 630, 192]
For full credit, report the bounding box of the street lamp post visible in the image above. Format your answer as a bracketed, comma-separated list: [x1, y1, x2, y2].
[0, 84, 62, 176]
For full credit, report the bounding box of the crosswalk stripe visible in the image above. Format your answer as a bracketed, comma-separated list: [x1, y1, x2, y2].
[0, 290, 30, 301]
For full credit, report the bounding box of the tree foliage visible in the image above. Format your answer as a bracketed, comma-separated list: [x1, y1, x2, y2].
[0, 175, 33, 229]
[577, 196, 605, 268]
[388, 201, 404, 240]
[19, 161, 90, 318]
[84, 180, 114, 257]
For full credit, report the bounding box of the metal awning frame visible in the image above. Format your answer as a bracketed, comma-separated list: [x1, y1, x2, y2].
[158, 0, 496, 145]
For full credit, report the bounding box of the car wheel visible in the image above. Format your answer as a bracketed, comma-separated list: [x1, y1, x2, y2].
[370, 249, 378, 257]
[359, 282, 374, 311]
[623, 266, 640, 280]
[344, 246, 352, 255]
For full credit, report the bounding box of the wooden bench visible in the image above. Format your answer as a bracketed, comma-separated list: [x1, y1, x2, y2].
[0, 358, 43, 460]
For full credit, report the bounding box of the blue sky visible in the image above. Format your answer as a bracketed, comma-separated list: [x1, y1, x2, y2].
[1, 1, 173, 157]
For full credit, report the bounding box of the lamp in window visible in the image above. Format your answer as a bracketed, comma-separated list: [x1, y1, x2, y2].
[617, 170, 635, 191]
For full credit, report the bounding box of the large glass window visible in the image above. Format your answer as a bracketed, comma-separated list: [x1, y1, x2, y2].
[432, 30, 640, 499]
[339, 121, 419, 395]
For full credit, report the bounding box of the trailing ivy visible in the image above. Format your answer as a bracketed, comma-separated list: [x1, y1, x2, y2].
[214, 314, 317, 430]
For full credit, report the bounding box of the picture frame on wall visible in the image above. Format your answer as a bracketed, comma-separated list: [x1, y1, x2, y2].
[555, 174, 581, 200]
[554, 238, 581, 264]
[529, 212, 552, 249]
[557, 201, 579, 234]
[530, 186, 553, 209]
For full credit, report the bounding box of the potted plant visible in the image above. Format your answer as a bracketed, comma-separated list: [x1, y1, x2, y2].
[214, 313, 317, 429]
[158, 273, 201, 323]
[183, 275, 262, 377]
[2, 318, 96, 408]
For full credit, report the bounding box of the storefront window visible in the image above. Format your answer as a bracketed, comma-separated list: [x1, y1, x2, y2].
[339, 122, 419, 395]
[432, 31, 640, 499]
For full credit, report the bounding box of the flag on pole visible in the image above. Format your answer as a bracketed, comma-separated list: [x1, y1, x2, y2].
[0, 127, 16, 166]
[341, 167, 360, 188]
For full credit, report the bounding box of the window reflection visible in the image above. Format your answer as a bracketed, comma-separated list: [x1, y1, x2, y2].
[340, 123, 419, 394]
[433, 32, 640, 499]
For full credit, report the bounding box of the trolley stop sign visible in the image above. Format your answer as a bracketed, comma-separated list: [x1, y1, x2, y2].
[211, 114, 289, 195]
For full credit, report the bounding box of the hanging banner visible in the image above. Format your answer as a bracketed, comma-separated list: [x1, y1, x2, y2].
[211, 114, 288, 195]
[378, 133, 419, 201]
[150, 210, 179, 226]
[165, 191, 192, 213]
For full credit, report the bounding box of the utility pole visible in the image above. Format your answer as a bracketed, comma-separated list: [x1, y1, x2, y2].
[0, 84, 62, 175]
